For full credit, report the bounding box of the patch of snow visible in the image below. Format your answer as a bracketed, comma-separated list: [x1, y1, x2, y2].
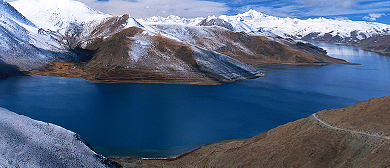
[124, 17, 144, 29]
[127, 33, 151, 62]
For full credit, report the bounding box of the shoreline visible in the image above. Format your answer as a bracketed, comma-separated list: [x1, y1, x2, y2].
[25, 61, 266, 85]
[20, 60, 355, 85]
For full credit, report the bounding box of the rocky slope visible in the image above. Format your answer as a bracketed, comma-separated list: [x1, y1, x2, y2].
[0, 107, 121, 167]
[111, 96, 390, 167]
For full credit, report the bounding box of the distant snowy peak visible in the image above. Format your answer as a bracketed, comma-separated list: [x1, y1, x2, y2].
[218, 9, 390, 40]
[10, 0, 111, 30]
[141, 9, 390, 41]
[224, 9, 269, 21]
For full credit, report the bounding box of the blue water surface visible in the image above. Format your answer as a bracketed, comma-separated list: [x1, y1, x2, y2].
[0, 42, 389, 158]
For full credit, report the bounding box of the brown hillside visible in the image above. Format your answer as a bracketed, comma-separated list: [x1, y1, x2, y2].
[355, 35, 390, 55]
[80, 28, 219, 84]
[111, 96, 390, 167]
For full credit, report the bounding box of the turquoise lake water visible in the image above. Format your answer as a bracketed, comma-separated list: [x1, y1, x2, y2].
[0, 42, 389, 158]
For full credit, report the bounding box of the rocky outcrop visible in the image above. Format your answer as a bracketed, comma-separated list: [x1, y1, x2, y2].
[0, 107, 121, 167]
[111, 96, 390, 167]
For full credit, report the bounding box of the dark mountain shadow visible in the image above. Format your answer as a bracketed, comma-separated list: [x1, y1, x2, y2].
[70, 48, 97, 63]
[0, 60, 25, 79]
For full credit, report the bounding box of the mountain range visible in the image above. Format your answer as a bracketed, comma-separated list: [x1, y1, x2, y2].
[142, 9, 390, 46]
[1, 0, 389, 83]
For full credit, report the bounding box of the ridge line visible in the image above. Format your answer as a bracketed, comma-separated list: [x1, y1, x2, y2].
[312, 113, 390, 140]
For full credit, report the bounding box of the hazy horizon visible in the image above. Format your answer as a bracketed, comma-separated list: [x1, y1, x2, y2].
[5, 0, 390, 24]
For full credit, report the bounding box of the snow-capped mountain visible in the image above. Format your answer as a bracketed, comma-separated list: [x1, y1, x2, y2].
[9, 0, 110, 31]
[0, 0, 76, 73]
[143, 9, 390, 43]
[71, 15, 262, 84]
[3, 0, 262, 84]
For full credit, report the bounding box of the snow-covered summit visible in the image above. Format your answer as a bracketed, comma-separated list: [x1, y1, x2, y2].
[9, 0, 111, 30]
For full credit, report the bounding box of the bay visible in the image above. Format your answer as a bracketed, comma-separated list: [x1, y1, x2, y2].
[0, 42, 389, 158]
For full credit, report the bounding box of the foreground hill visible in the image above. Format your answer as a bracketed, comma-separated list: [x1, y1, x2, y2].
[0, 107, 121, 167]
[111, 96, 390, 167]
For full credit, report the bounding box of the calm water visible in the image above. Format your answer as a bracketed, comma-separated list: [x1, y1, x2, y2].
[0, 42, 389, 158]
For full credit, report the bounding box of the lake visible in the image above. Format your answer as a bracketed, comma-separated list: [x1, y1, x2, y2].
[0, 42, 389, 158]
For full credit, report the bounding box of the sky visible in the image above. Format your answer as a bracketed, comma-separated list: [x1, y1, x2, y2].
[6, 0, 390, 24]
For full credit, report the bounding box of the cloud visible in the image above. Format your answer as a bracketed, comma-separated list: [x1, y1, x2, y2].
[301, 0, 357, 9]
[75, 0, 228, 18]
[363, 13, 386, 21]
